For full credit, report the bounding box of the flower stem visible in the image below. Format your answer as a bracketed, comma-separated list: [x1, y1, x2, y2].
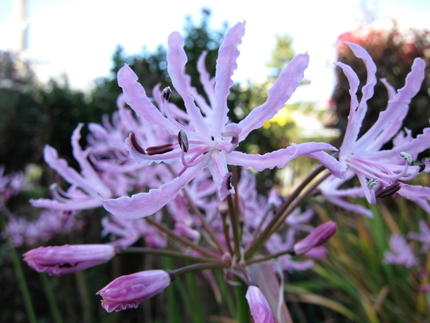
[234, 276, 250, 323]
[145, 216, 220, 259]
[182, 188, 227, 253]
[245, 164, 326, 259]
[39, 273, 63, 323]
[227, 194, 242, 261]
[170, 262, 230, 276]
[245, 249, 294, 265]
[0, 208, 37, 323]
[121, 246, 215, 262]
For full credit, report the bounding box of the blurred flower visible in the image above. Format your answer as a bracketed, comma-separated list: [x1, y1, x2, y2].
[23, 244, 116, 275]
[408, 220, 430, 252]
[97, 270, 172, 312]
[245, 285, 276, 323]
[384, 233, 418, 268]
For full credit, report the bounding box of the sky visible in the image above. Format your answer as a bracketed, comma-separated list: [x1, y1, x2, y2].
[0, 0, 429, 103]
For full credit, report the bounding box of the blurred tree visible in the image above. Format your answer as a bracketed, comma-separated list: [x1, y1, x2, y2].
[266, 34, 295, 78]
[331, 21, 430, 144]
[0, 51, 42, 171]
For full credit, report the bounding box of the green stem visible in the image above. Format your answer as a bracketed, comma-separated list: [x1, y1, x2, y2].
[234, 276, 250, 323]
[186, 261, 204, 323]
[162, 256, 181, 323]
[39, 273, 63, 323]
[227, 194, 242, 261]
[214, 269, 236, 317]
[0, 209, 37, 323]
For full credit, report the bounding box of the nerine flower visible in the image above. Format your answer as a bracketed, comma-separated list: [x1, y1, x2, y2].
[23, 244, 116, 275]
[103, 21, 341, 219]
[97, 270, 172, 312]
[320, 42, 430, 214]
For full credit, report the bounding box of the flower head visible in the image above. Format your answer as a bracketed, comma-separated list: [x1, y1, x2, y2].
[102, 21, 340, 219]
[320, 42, 430, 215]
[23, 244, 116, 275]
[97, 270, 172, 312]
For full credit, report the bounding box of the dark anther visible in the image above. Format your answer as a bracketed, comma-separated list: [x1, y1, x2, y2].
[146, 144, 174, 155]
[178, 130, 189, 153]
[226, 174, 233, 191]
[376, 182, 401, 199]
[211, 136, 215, 141]
[418, 163, 426, 173]
[129, 132, 146, 155]
[162, 86, 172, 101]
[230, 134, 239, 145]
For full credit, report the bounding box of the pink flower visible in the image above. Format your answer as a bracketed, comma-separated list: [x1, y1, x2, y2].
[321, 43, 430, 214]
[102, 21, 341, 219]
[97, 270, 172, 312]
[245, 285, 276, 323]
[293, 221, 337, 255]
[23, 244, 116, 275]
[384, 233, 418, 268]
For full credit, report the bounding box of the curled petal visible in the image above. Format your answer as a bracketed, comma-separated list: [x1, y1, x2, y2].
[238, 53, 309, 141]
[211, 21, 246, 138]
[102, 163, 205, 219]
[225, 142, 337, 171]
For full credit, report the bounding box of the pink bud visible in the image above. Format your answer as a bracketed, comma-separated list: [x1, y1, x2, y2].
[23, 244, 116, 276]
[97, 270, 172, 312]
[245, 286, 276, 323]
[293, 221, 337, 255]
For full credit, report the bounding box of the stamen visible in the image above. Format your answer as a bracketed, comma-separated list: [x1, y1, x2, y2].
[400, 152, 412, 166]
[418, 163, 426, 173]
[367, 178, 379, 189]
[376, 182, 401, 198]
[146, 144, 174, 155]
[161, 86, 171, 101]
[129, 132, 146, 155]
[225, 174, 233, 191]
[178, 130, 189, 152]
[221, 130, 239, 145]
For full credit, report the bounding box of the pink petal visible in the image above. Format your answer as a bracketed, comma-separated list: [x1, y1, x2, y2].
[211, 21, 245, 138]
[102, 164, 204, 219]
[237, 53, 309, 142]
[225, 142, 337, 171]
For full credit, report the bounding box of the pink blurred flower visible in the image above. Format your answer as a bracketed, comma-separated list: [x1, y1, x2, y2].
[97, 270, 172, 312]
[23, 244, 116, 275]
[245, 285, 276, 323]
[384, 233, 418, 268]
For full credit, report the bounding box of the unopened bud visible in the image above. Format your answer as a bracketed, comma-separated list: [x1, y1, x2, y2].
[293, 221, 337, 255]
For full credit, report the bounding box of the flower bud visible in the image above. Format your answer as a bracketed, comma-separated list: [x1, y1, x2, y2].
[245, 285, 276, 323]
[97, 270, 172, 312]
[293, 221, 337, 255]
[23, 244, 116, 276]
